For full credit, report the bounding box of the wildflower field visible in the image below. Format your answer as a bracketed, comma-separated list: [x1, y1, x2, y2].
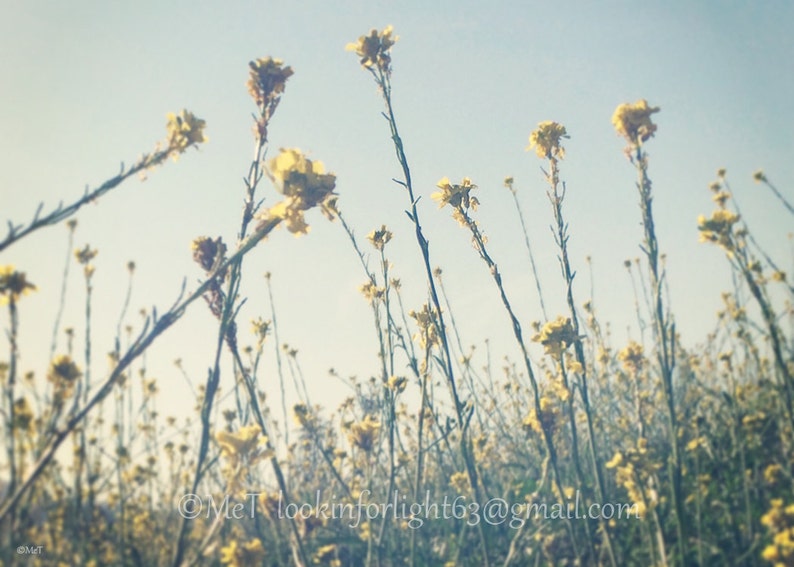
[2, 6, 793, 567]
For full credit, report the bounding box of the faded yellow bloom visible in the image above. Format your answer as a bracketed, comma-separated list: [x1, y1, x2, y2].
[220, 538, 266, 567]
[251, 317, 271, 345]
[523, 395, 561, 435]
[697, 209, 740, 248]
[527, 121, 568, 159]
[367, 225, 393, 250]
[346, 25, 398, 72]
[409, 303, 441, 349]
[165, 110, 207, 158]
[386, 375, 407, 393]
[74, 244, 98, 265]
[612, 99, 660, 146]
[261, 148, 337, 235]
[348, 414, 381, 452]
[47, 354, 82, 399]
[13, 397, 34, 433]
[618, 341, 645, 373]
[191, 236, 227, 274]
[431, 176, 478, 210]
[216, 424, 269, 463]
[0, 265, 36, 303]
[449, 471, 469, 493]
[359, 281, 384, 304]
[753, 169, 766, 183]
[247, 57, 293, 106]
[532, 316, 581, 359]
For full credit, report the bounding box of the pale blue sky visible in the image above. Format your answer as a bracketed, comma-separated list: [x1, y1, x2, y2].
[1, 1, 792, 423]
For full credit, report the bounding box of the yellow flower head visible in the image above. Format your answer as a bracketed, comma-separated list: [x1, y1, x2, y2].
[618, 341, 645, 374]
[346, 25, 398, 73]
[165, 110, 207, 157]
[48, 354, 82, 399]
[697, 209, 740, 248]
[527, 121, 568, 159]
[13, 397, 34, 433]
[348, 414, 381, 452]
[220, 538, 266, 567]
[612, 99, 660, 146]
[532, 316, 581, 359]
[0, 265, 36, 304]
[191, 236, 227, 273]
[367, 225, 393, 250]
[250, 317, 271, 345]
[262, 148, 337, 236]
[74, 244, 98, 265]
[247, 57, 293, 106]
[409, 303, 441, 349]
[386, 375, 407, 393]
[359, 281, 385, 304]
[216, 424, 263, 461]
[431, 176, 478, 211]
[522, 395, 561, 435]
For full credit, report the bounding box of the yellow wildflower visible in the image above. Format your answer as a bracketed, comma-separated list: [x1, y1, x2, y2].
[191, 236, 227, 274]
[527, 121, 568, 159]
[261, 148, 337, 235]
[431, 176, 478, 210]
[449, 471, 469, 493]
[348, 414, 381, 452]
[697, 209, 740, 248]
[220, 538, 266, 567]
[247, 57, 293, 106]
[13, 397, 34, 433]
[367, 225, 393, 250]
[250, 317, 271, 345]
[47, 354, 82, 399]
[359, 281, 384, 304]
[409, 304, 441, 348]
[0, 265, 36, 303]
[532, 316, 581, 359]
[74, 244, 98, 265]
[165, 110, 206, 158]
[612, 99, 660, 146]
[386, 375, 407, 393]
[618, 341, 645, 373]
[216, 424, 262, 460]
[346, 25, 398, 72]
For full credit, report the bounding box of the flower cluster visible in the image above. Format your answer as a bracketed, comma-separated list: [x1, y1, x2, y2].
[605, 438, 660, 518]
[246, 57, 293, 106]
[348, 414, 381, 452]
[760, 499, 794, 565]
[612, 99, 660, 146]
[0, 265, 36, 304]
[47, 354, 82, 402]
[697, 209, 740, 249]
[618, 341, 645, 374]
[432, 177, 478, 211]
[346, 25, 398, 73]
[260, 148, 337, 236]
[367, 225, 393, 250]
[409, 303, 441, 349]
[191, 236, 227, 274]
[220, 538, 267, 567]
[527, 121, 568, 159]
[532, 316, 581, 359]
[165, 110, 207, 158]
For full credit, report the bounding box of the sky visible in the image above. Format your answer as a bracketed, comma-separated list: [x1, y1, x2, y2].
[1, 1, 792, 433]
